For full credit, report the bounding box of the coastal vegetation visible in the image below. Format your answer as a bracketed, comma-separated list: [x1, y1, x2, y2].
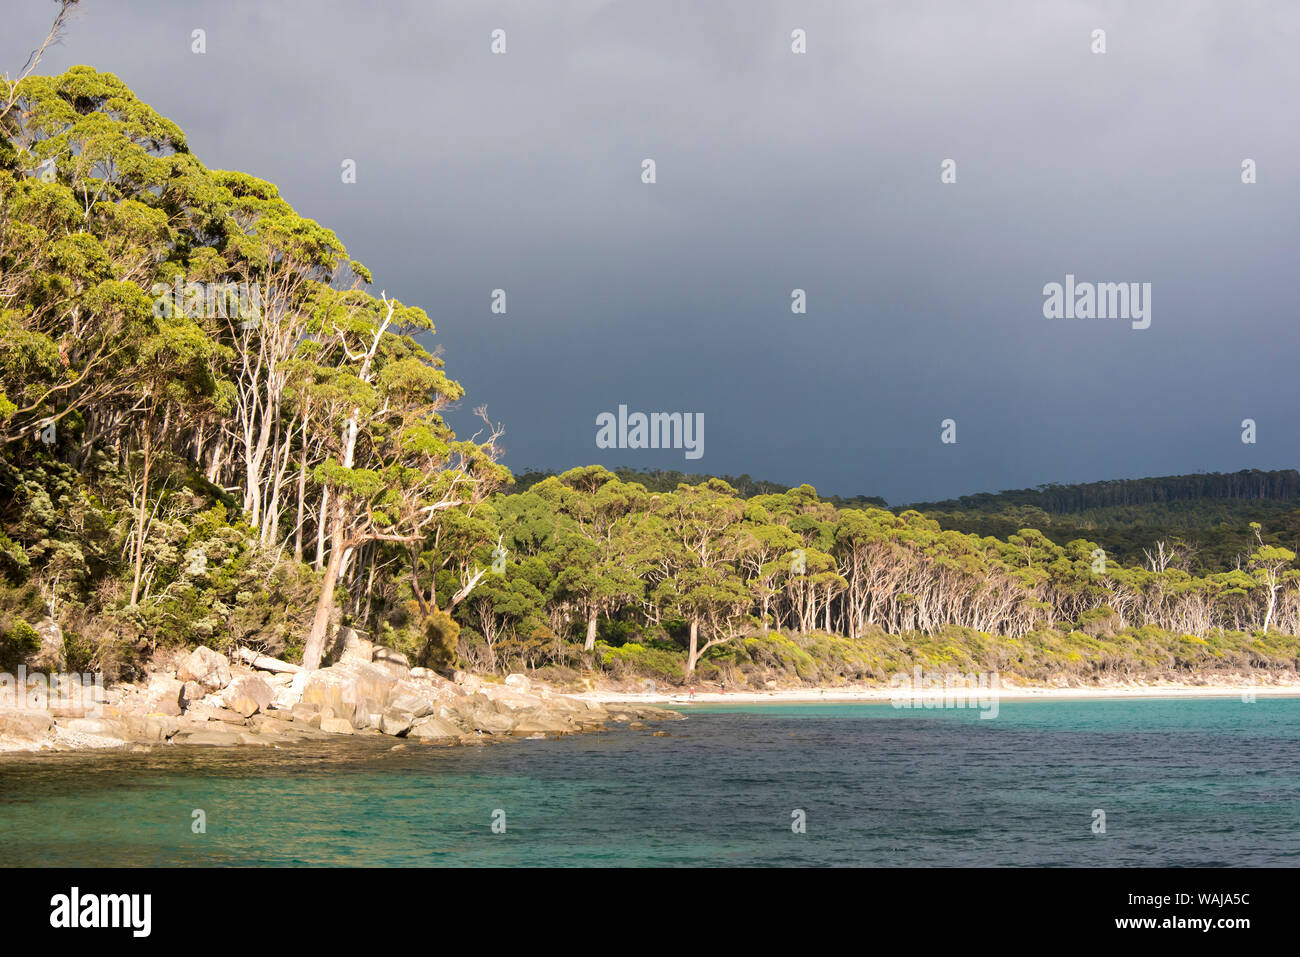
[2, 66, 1299, 691]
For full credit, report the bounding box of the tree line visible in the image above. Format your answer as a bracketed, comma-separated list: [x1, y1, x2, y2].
[2, 65, 1297, 684]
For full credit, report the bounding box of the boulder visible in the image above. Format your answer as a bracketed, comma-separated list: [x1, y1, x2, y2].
[504, 673, 531, 692]
[118, 713, 178, 742]
[453, 671, 484, 693]
[143, 675, 185, 716]
[338, 628, 374, 665]
[353, 698, 385, 731]
[301, 668, 359, 723]
[388, 691, 434, 719]
[511, 710, 576, 735]
[249, 714, 296, 736]
[319, 717, 354, 735]
[180, 681, 207, 709]
[30, 617, 66, 672]
[300, 662, 397, 724]
[177, 647, 232, 691]
[225, 675, 273, 718]
[450, 695, 517, 734]
[206, 707, 248, 725]
[0, 710, 54, 742]
[273, 671, 308, 711]
[408, 715, 464, 740]
[380, 710, 413, 737]
[372, 646, 409, 670]
[483, 687, 544, 711]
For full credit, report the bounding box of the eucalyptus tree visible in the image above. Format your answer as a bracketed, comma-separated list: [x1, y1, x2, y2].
[1248, 523, 1295, 634]
[650, 480, 750, 675]
[299, 291, 505, 671]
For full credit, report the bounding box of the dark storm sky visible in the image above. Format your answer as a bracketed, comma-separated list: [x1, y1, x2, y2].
[5, 0, 1298, 503]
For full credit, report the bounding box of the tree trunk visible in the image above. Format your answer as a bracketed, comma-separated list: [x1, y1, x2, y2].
[583, 610, 598, 651]
[302, 525, 345, 671]
[293, 418, 308, 563]
[129, 428, 152, 607]
[314, 486, 328, 571]
[684, 617, 700, 676]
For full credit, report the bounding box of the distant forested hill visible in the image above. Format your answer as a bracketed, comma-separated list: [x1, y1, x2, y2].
[905, 470, 1300, 573]
[906, 469, 1300, 515]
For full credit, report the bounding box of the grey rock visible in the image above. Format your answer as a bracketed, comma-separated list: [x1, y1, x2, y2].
[380, 710, 413, 737]
[319, 717, 354, 735]
[30, 617, 66, 672]
[177, 647, 232, 691]
[388, 692, 434, 718]
[226, 674, 274, 717]
[408, 715, 464, 740]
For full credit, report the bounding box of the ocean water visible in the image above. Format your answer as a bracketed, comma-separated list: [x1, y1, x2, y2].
[1, 697, 1297, 866]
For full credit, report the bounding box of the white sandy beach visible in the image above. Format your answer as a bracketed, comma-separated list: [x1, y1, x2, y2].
[577, 679, 1300, 706]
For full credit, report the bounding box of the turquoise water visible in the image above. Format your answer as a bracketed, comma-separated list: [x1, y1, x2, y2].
[1, 697, 1297, 866]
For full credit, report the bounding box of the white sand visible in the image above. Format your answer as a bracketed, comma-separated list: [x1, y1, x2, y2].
[577, 680, 1300, 706]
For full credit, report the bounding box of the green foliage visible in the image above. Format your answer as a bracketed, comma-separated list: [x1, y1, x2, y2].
[595, 641, 684, 683]
[418, 609, 460, 672]
[0, 617, 40, 672]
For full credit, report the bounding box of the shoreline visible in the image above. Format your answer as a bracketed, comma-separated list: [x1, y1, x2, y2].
[7, 650, 1296, 755]
[576, 681, 1300, 706]
[0, 639, 683, 756]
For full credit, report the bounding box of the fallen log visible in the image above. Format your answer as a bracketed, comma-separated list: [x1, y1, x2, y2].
[234, 647, 301, 674]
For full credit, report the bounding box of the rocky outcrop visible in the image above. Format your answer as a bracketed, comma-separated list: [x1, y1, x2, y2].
[0, 638, 682, 753]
